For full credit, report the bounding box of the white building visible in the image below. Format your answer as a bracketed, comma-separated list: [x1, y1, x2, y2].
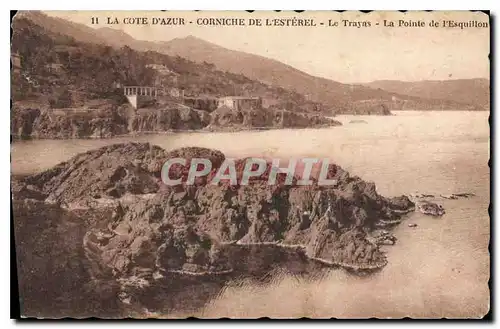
[217, 96, 262, 111]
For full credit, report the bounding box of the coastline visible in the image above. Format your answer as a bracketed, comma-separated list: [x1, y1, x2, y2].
[10, 123, 340, 141]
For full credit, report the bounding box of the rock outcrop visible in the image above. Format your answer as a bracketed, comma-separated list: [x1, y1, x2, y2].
[129, 107, 211, 132]
[440, 193, 475, 199]
[12, 199, 121, 318]
[207, 105, 340, 131]
[11, 102, 341, 139]
[349, 119, 368, 124]
[12, 143, 415, 316]
[416, 201, 445, 217]
[11, 107, 129, 139]
[345, 100, 395, 115]
[11, 108, 41, 138]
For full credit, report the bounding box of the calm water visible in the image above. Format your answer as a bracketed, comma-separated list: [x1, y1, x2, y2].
[11, 111, 490, 318]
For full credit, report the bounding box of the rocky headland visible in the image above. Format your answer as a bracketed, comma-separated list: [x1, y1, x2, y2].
[11, 101, 342, 139]
[13, 142, 416, 317]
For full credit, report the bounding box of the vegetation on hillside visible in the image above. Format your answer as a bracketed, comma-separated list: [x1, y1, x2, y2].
[11, 17, 322, 113]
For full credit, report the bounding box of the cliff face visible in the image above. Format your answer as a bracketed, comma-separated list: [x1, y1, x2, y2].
[13, 143, 414, 316]
[11, 108, 41, 137]
[11, 103, 341, 139]
[12, 198, 122, 318]
[129, 108, 211, 132]
[207, 105, 341, 131]
[33, 111, 129, 139]
[11, 106, 129, 139]
[346, 100, 394, 115]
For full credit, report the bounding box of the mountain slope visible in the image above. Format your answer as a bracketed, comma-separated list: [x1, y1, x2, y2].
[363, 79, 490, 110]
[13, 11, 485, 112]
[151, 36, 488, 111]
[11, 14, 322, 113]
[158, 36, 409, 108]
[14, 11, 109, 45]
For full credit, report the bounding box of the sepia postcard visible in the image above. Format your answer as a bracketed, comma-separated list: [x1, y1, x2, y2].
[10, 10, 490, 319]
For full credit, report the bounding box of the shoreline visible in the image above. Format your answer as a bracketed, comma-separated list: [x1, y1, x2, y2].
[10, 124, 339, 141]
[155, 241, 387, 278]
[209, 240, 388, 273]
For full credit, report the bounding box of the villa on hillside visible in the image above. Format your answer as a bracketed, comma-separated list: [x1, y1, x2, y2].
[122, 86, 264, 112]
[123, 86, 160, 109]
[217, 96, 262, 111]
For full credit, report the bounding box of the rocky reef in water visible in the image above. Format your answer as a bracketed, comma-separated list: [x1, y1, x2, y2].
[12, 143, 414, 317]
[349, 119, 368, 124]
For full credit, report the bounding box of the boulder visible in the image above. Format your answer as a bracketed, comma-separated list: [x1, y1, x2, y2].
[416, 201, 445, 217]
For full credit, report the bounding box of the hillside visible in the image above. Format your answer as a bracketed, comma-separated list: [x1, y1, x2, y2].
[363, 79, 490, 110]
[156, 37, 489, 111]
[159, 36, 400, 107]
[12, 11, 474, 114]
[11, 14, 322, 113]
[12, 14, 346, 138]
[12, 11, 485, 113]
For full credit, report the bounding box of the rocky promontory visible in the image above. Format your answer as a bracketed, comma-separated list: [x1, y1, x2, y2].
[11, 101, 342, 139]
[13, 143, 414, 317]
[206, 105, 340, 131]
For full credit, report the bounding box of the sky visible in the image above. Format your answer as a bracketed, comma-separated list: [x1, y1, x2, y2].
[44, 11, 490, 83]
